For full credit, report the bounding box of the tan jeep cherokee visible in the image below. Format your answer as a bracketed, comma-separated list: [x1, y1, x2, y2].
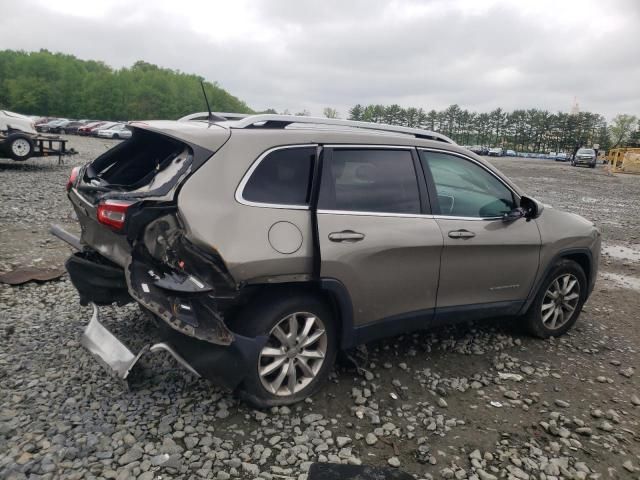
[53, 114, 601, 407]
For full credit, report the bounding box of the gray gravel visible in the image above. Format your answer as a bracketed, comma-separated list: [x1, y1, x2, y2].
[1, 138, 640, 479]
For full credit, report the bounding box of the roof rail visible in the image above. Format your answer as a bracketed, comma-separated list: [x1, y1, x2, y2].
[178, 112, 251, 122]
[230, 114, 455, 143]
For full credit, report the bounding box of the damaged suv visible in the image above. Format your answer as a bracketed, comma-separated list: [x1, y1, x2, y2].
[53, 114, 601, 407]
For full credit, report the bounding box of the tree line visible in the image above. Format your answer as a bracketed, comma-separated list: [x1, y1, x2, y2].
[0, 49, 252, 120]
[344, 104, 639, 152]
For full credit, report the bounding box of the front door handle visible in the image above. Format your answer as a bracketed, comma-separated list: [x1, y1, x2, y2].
[448, 229, 476, 239]
[328, 230, 365, 242]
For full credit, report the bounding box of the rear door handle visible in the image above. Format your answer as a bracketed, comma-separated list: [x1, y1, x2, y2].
[448, 229, 476, 239]
[328, 230, 365, 242]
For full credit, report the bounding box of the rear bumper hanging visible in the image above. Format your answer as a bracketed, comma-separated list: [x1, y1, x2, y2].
[82, 303, 199, 380]
[80, 303, 266, 391]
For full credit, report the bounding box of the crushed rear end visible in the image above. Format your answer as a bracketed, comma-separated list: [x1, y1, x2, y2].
[53, 121, 266, 389]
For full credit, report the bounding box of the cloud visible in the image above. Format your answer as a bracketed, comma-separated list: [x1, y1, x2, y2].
[0, 0, 638, 119]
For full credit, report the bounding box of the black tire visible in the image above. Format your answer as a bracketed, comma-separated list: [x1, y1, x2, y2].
[6, 133, 34, 161]
[113, 133, 120, 139]
[231, 290, 338, 408]
[523, 259, 587, 338]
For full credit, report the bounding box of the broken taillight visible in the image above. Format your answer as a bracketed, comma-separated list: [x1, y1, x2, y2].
[66, 166, 80, 192]
[97, 200, 134, 231]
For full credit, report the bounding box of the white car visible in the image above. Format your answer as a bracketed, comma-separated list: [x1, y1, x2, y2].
[488, 147, 503, 157]
[97, 123, 132, 139]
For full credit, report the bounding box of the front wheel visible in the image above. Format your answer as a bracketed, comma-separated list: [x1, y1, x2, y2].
[523, 259, 587, 338]
[232, 292, 337, 408]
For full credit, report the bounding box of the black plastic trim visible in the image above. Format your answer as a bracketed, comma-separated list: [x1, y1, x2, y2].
[309, 146, 324, 279]
[519, 247, 594, 315]
[416, 149, 441, 215]
[434, 300, 523, 323]
[65, 252, 132, 306]
[410, 147, 432, 215]
[318, 278, 356, 349]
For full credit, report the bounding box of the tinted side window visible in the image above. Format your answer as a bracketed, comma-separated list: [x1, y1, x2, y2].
[420, 151, 515, 217]
[319, 149, 420, 214]
[243, 147, 315, 205]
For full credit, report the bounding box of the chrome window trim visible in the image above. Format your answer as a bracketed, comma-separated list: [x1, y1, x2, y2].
[235, 144, 317, 210]
[418, 147, 520, 200]
[418, 147, 519, 220]
[318, 209, 433, 219]
[324, 144, 415, 150]
[434, 215, 503, 221]
[317, 209, 502, 221]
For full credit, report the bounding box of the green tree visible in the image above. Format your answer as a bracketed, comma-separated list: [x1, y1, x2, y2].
[609, 114, 638, 148]
[348, 104, 364, 121]
[0, 49, 252, 119]
[323, 107, 339, 118]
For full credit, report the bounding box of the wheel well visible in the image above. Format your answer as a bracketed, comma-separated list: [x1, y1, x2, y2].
[562, 252, 591, 283]
[226, 282, 345, 342]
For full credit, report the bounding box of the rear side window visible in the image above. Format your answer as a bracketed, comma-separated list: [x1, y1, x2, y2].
[242, 147, 315, 206]
[319, 149, 420, 214]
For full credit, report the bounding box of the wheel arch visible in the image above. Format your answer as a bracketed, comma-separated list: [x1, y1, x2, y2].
[520, 248, 593, 315]
[230, 278, 355, 350]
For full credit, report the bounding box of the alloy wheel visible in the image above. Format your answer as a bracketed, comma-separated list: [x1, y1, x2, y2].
[541, 273, 580, 329]
[258, 312, 327, 396]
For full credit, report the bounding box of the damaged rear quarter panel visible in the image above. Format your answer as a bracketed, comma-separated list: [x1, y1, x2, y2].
[176, 130, 314, 284]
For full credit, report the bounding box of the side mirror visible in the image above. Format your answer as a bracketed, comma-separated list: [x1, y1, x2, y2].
[502, 207, 525, 222]
[520, 195, 544, 219]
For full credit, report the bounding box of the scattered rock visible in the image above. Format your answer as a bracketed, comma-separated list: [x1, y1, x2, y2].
[388, 456, 401, 467]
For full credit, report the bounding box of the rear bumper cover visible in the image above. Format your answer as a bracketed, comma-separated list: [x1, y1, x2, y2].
[82, 303, 266, 390]
[53, 221, 267, 389]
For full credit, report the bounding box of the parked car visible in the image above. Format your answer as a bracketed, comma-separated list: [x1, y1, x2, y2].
[469, 145, 488, 155]
[78, 122, 107, 136]
[555, 153, 569, 162]
[488, 147, 503, 156]
[38, 118, 68, 133]
[62, 121, 90, 135]
[47, 119, 80, 134]
[90, 122, 118, 136]
[506, 149, 516, 156]
[96, 123, 132, 139]
[571, 148, 597, 168]
[54, 114, 601, 407]
[34, 117, 55, 127]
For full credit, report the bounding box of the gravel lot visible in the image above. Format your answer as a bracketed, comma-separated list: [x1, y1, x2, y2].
[1, 136, 639, 480]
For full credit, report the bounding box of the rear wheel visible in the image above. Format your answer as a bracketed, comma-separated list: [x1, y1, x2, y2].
[232, 292, 337, 408]
[523, 259, 587, 338]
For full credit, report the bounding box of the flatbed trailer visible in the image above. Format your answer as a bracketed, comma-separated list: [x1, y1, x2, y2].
[0, 131, 71, 163]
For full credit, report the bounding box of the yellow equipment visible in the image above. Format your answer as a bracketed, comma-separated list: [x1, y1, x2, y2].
[606, 148, 640, 174]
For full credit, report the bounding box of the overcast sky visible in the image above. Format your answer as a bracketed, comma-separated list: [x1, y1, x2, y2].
[1, 0, 638, 119]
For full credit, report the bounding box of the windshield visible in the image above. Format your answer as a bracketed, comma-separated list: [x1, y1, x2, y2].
[577, 149, 595, 155]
